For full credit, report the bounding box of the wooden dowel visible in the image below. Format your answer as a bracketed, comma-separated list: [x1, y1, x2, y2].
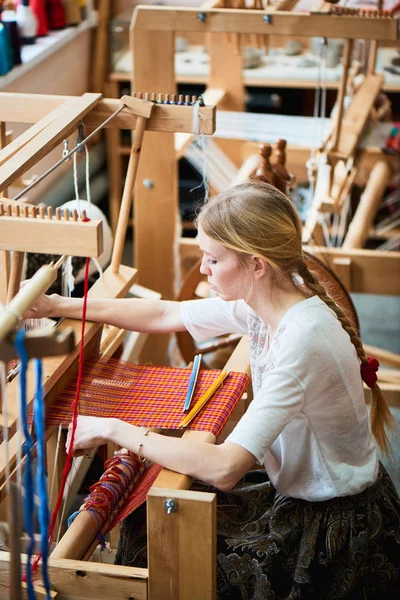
[343, 161, 392, 249]
[0, 264, 57, 342]
[330, 39, 354, 152]
[367, 40, 378, 75]
[6, 252, 25, 304]
[111, 115, 149, 273]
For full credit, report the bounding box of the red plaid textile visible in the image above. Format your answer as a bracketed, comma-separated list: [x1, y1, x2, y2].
[109, 463, 163, 529]
[46, 356, 250, 437]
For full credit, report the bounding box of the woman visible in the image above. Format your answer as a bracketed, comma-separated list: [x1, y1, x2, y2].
[27, 183, 400, 599]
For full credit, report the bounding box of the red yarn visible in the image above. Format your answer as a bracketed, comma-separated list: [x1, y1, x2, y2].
[31, 256, 91, 573]
[360, 356, 380, 388]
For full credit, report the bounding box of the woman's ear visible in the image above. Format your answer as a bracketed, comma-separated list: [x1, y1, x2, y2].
[252, 255, 268, 279]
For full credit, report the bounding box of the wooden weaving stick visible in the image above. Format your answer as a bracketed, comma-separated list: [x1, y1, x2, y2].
[111, 96, 154, 273]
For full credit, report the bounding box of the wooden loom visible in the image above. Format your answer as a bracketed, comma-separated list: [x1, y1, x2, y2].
[127, 1, 399, 299]
[0, 91, 249, 599]
[126, 1, 400, 402]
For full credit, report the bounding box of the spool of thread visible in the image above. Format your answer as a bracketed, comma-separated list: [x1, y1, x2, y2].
[0, 23, 12, 75]
[64, 0, 81, 26]
[47, 0, 66, 30]
[30, 0, 48, 37]
[16, 0, 38, 45]
[1, 7, 22, 66]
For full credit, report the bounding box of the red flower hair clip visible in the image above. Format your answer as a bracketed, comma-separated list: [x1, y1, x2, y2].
[360, 356, 379, 389]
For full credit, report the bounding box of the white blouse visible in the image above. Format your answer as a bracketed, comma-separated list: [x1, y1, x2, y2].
[180, 295, 378, 501]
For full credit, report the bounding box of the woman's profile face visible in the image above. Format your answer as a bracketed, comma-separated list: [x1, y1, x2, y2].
[197, 227, 249, 302]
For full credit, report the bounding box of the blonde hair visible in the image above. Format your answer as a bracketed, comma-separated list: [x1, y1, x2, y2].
[197, 182, 395, 454]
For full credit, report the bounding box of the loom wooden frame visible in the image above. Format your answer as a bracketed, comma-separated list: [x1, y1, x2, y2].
[0, 91, 220, 599]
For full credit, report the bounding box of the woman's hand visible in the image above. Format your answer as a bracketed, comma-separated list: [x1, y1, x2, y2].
[21, 282, 58, 320]
[66, 415, 113, 455]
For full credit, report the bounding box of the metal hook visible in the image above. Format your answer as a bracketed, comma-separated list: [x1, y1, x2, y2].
[62, 139, 70, 159]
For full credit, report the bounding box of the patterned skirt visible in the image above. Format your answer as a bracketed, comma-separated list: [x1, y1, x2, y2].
[115, 463, 400, 599]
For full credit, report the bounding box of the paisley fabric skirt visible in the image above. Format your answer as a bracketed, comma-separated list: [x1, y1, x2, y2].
[115, 463, 400, 599]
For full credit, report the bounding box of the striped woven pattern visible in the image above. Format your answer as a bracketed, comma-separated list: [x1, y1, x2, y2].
[46, 356, 250, 437]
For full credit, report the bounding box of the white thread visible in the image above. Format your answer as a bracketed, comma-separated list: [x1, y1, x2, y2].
[73, 151, 81, 216]
[62, 256, 74, 297]
[190, 100, 209, 202]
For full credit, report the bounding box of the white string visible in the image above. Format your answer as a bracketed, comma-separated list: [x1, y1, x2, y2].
[190, 100, 209, 202]
[83, 133, 103, 277]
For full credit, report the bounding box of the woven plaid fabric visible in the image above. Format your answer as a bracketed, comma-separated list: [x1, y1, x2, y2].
[109, 463, 163, 529]
[46, 356, 250, 438]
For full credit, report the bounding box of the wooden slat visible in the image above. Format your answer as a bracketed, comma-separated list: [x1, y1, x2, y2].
[0, 99, 83, 169]
[0, 553, 148, 600]
[304, 247, 400, 295]
[0, 216, 103, 257]
[0, 93, 102, 192]
[0, 265, 138, 488]
[0, 94, 216, 135]
[148, 487, 216, 600]
[328, 74, 384, 161]
[131, 7, 399, 41]
[85, 99, 216, 135]
[0, 93, 71, 124]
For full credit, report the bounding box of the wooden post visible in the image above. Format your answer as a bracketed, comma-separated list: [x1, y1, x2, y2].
[330, 39, 354, 152]
[47, 428, 67, 540]
[104, 80, 123, 234]
[343, 161, 391, 249]
[111, 97, 154, 274]
[130, 27, 177, 301]
[147, 487, 216, 600]
[367, 40, 378, 75]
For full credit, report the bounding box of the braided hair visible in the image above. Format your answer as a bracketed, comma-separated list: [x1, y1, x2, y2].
[197, 181, 395, 454]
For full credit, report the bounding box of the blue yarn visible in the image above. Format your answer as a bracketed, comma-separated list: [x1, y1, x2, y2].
[15, 331, 36, 600]
[67, 511, 80, 528]
[33, 358, 51, 599]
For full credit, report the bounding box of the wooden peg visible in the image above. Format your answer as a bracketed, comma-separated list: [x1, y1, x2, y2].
[273, 139, 292, 187]
[7, 205, 12, 217]
[0, 204, 4, 216]
[14, 205, 20, 218]
[56, 207, 62, 220]
[81, 210, 88, 221]
[47, 206, 53, 220]
[39, 205, 46, 219]
[23, 206, 29, 218]
[32, 206, 38, 219]
[254, 144, 275, 185]
[64, 209, 70, 221]
[73, 209, 78, 222]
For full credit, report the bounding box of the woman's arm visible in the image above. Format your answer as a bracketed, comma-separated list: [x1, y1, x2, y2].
[68, 416, 256, 492]
[23, 293, 185, 334]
